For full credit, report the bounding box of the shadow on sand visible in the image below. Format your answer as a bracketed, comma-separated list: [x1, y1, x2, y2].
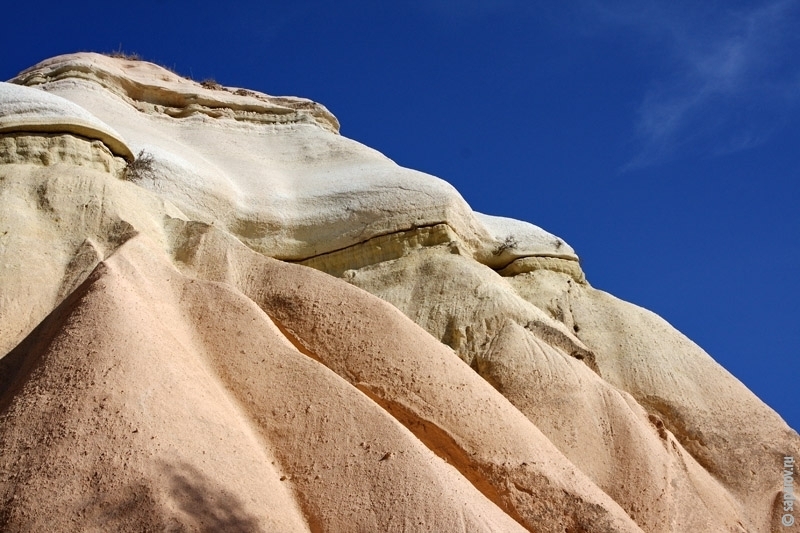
[162, 462, 261, 532]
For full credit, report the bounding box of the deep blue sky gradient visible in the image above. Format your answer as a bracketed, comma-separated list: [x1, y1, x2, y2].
[2, 1, 798, 430]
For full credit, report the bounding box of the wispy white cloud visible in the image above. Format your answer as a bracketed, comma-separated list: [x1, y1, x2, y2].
[588, 0, 800, 169]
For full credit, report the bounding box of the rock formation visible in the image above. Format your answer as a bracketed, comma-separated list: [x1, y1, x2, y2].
[0, 52, 797, 532]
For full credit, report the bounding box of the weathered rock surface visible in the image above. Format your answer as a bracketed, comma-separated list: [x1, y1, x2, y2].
[1, 52, 797, 532]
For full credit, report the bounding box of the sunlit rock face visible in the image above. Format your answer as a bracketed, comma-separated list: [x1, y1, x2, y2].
[0, 52, 796, 532]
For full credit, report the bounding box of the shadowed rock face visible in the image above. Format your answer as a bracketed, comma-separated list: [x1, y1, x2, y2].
[0, 52, 797, 532]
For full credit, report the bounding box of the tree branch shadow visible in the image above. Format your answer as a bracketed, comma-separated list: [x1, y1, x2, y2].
[162, 462, 261, 533]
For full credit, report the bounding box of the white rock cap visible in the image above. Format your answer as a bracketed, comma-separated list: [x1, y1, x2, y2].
[0, 81, 133, 160]
[476, 212, 577, 259]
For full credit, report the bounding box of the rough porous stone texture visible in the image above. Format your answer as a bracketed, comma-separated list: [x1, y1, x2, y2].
[1, 52, 797, 532]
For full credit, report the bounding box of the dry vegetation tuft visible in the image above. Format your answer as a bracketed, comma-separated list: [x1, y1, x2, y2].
[106, 47, 141, 61]
[123, 150, 156, 182]
[493, 235, 519, 256]
[201, 79, 224, 90]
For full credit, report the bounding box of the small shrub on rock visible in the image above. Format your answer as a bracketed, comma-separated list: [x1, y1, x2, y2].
[123, 150, 156, 182]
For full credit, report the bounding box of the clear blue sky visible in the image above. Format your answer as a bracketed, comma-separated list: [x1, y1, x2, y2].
[2, 1, 798, 431]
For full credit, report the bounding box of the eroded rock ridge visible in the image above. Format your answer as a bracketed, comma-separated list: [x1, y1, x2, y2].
[0, 52, 796, 532]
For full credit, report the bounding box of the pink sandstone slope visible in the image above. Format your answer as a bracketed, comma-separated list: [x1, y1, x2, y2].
[1, 53, 798, 532]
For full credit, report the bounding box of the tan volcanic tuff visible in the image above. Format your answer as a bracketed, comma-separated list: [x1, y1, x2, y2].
[6, 53, 574, 267]
[0, 52, 798, 532]
[345, 248, 800, 531]
[0, 235, 532, 532]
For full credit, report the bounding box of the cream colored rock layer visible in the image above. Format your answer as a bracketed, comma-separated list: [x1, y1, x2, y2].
[1, 52, 798, 532]
[13, 53, 340, 133]
[0, 168, 640, 529]
[344, 249, 799, 531]
[0, 81, 133, 160]
[0, 133, 124, 172]
[8, 53, 575, 269]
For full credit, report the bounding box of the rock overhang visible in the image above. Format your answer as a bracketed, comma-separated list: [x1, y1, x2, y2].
[0, 81, 134, 161]
[4, 52, 581, 277]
